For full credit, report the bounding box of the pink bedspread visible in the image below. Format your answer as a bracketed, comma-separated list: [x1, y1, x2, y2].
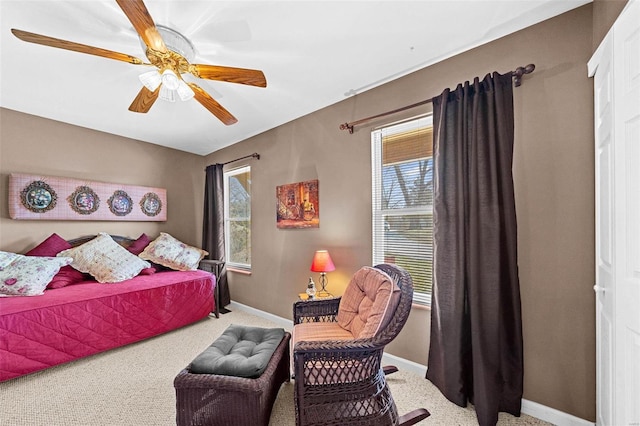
[0, 270, 214, 382]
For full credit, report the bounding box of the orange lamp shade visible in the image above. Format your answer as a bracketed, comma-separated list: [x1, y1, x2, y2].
[310, 250, 335, 273]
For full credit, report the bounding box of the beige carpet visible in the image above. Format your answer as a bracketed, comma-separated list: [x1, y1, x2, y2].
[0, 309, 550, 425]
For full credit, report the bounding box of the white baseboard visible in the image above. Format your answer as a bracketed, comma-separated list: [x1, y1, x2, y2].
[228, 301, 595, 426]
[520, 400, 595, 426]
[229, 301, 292, 329]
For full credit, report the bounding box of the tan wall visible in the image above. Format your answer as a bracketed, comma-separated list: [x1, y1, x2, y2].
[0, 108, 205, 252]
[205, 5, 596, 421]
[592, 0, 629, 50]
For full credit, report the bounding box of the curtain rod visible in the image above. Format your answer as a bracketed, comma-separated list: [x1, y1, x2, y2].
[205, 152, 260, 170]
[222, 152, 260, 165]
[339, 64, 535, 134]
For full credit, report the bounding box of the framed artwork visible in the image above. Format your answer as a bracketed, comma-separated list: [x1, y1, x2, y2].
[108, 190, 133, 216]
[20, 180, 58, 213]
[8, 173, 166, 221]
[276, 179, 319, 229]
[68, 185, 100, 215]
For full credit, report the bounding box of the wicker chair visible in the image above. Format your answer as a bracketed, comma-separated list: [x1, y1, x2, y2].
[292, 263, 430, 426]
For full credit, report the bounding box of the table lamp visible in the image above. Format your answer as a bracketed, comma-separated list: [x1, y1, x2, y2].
[310, 250, 335, 297]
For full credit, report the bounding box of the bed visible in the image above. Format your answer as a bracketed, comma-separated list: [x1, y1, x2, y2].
[0, 234, 215, 383]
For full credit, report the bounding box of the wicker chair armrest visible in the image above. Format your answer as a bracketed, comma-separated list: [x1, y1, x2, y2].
[293, 297, 341, 324]
[293, 337, 382, 354]
[293, 339, 385, 385]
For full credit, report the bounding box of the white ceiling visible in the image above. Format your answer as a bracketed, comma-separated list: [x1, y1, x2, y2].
[0, 0, 590, 156]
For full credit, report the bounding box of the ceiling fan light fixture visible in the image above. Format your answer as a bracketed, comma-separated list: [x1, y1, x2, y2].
[159, 85, 176, 102]
[149, 25, 196, 62]
[11, 0, 263, 125]
[161, 69, 180, 91]
[139, 70, 162, 91]
[176, 80, 195, 101]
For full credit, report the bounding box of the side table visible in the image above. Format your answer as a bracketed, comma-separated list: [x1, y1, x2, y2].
[297, 292, 335, 301]
[198, 259, 225, 318]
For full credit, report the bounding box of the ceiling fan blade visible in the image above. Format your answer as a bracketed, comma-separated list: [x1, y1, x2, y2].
[189, 83, 238, 125]
[11, 29, 144, 64]
[190, 64, 267, 88]
[129, 86, 160, 113]
[115, 0, 167, 53]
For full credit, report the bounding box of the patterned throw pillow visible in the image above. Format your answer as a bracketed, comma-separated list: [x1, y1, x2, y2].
[0, 251, 19, 269]
[58, 233, 150, 283]
[139, 232, 208, 271]
[0, 252, 73, 297]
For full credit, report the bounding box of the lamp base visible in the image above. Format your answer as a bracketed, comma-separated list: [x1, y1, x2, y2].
[315, 290, 333, 298]
[317, 273, 332, 298]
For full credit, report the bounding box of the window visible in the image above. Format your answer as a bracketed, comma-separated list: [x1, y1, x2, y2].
[224, 166, 251, 271]
[372, 115, 433, 305]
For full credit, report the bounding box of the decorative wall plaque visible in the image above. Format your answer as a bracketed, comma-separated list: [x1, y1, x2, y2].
[140, 192, 162, 217]
[108, 190, 133, 216]
[68, 185, 100, 215]
[20, 180, 58, 213]
[8, 174, 167, 221]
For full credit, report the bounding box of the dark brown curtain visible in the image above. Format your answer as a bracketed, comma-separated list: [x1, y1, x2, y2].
[426, 72, 523, 426]
[202, 164, 231, 309]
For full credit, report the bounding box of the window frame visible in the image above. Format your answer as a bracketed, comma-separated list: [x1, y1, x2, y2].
[371, 115, 433, 306]
[223, 165, 252, 272]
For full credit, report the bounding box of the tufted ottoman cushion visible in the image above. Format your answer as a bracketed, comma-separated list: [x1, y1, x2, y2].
[188, 324, 285, 377]
[175, 325, 291, 426]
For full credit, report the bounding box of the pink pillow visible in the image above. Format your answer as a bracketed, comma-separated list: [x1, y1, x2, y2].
[139, 267, 156, 275]
[25, 233, 86, 289]
[127, 233, 152, 255]
[127, 234, 166, 273]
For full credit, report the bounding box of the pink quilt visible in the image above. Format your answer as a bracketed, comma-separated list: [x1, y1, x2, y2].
[0, 270, 214, 382]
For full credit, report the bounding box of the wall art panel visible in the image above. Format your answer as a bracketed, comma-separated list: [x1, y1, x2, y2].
[8, 173, 166, 221]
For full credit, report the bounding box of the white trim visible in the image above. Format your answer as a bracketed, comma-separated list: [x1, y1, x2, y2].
[229, 301, 594, 426]
[521, 400, 595, 426]
[588, 31, 607, 77]
[229, 301, 292, 329]
[381, 351, 427, 376]
[223, 166, 251, 270]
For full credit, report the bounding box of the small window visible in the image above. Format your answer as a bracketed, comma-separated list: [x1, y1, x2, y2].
[372, 116, 433, 305]
[224, 166, 251, 271]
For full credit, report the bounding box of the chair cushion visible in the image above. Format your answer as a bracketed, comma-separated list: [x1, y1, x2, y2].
[292, 322, 366, 385]
[188, 325, 285, 378]
[336, 266, 401, 339]
[292, 322, 355, 347]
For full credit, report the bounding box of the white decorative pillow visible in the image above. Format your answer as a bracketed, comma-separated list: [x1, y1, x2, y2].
[139, 232, 208, 271]
[0, 251, 19, 269]
[0, 252, 73, 297]
[58, 233, 150, 283]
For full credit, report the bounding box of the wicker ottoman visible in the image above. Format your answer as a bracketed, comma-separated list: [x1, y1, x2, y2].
[174, 325, 291, 426]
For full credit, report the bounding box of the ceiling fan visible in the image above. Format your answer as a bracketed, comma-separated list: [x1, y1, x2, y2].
[10, 0, 267, 125]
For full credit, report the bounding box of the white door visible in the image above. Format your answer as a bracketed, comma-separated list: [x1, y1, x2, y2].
[612, 0, 640, 422]
[589, 1, 640, 424]
[591, 30, 615, 426]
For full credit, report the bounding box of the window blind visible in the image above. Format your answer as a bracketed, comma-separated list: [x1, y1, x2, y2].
[372, 116, 433, 305]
